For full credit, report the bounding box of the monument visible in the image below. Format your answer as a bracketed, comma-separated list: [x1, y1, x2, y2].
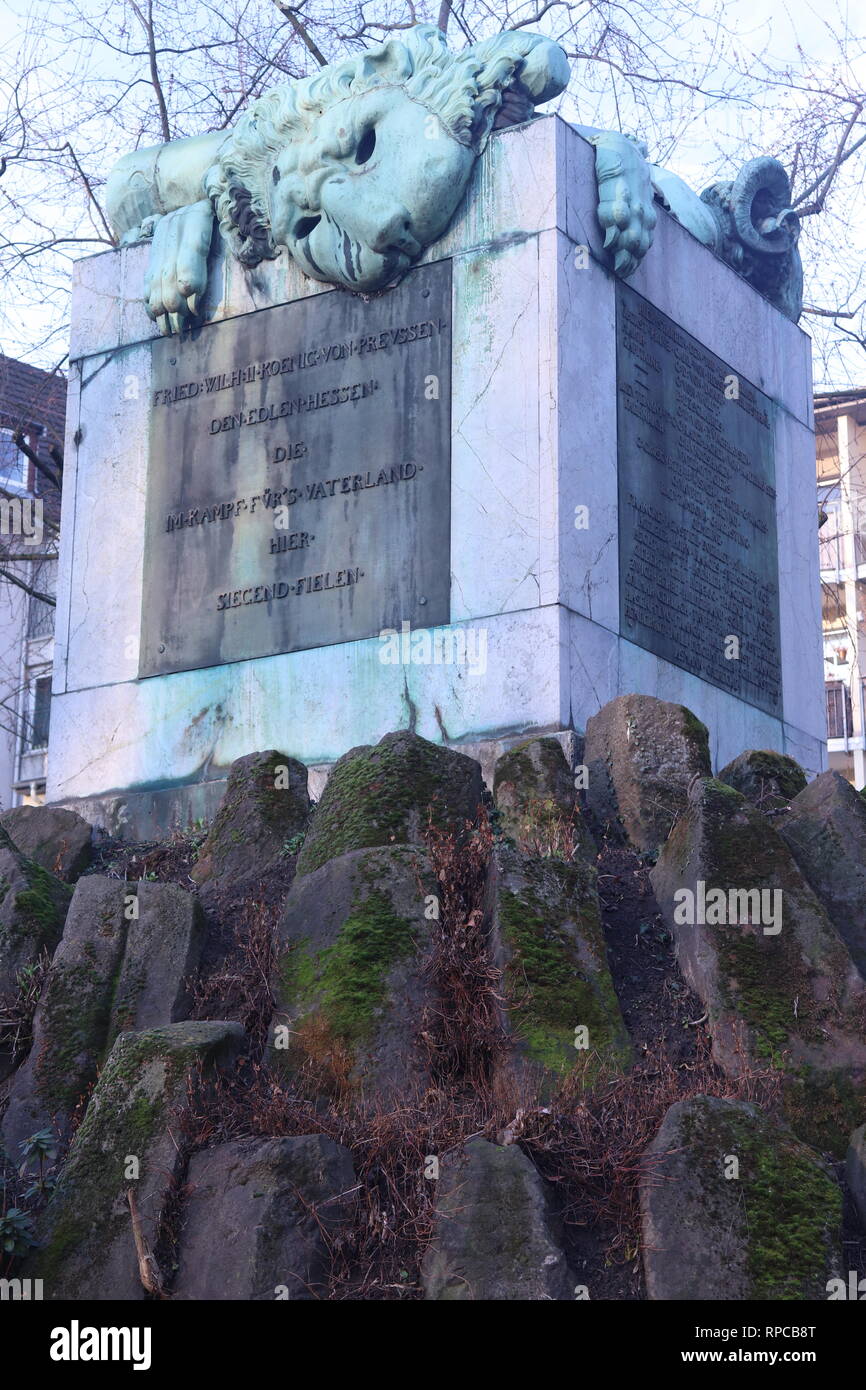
[48, 25, 822, 833]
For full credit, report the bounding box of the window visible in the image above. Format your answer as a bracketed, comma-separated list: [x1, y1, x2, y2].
[818, 483, 843, 570]
[826, 681, 852, 740]
[0, 427, 27, 489]
[27, 558, 56, 639]
[28, 674, 51, 749]
[821, 581, 847, 629]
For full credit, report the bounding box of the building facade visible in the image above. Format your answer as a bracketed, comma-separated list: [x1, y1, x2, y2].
[0, 354, 65, 808]
[817, 388, 866, 788]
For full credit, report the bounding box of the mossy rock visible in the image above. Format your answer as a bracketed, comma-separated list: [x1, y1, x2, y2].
[0, 829, 72, 1083]
[718, 749, 807, 811]
[779, 771, 866, 981]
[846, 1123, 866, 1233]
[493, 848, 630, 1088]
[0, 805, 94, 883]
[296, 730, 483, 877]
[584, 694, 711, 851]
[26, 1021, 245, 1299]
[270, 844, 436, 1097]
[2, 877, 129, 1162]
[641, 1096, 843, 1300]
[421, 1138, 572, 1300]
[651, 778, 866, 1155]
[191, 750, 310, 891]
[107, 880, 207, 1048]
[492, 737, 583, 852]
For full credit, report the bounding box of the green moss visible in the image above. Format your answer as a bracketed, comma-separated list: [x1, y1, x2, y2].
[782, 1068, 866, 1159]
[695, 779, 862, 1072]
[282, 887, 416, 1052]
[32, 1035, 169, 1285]
[297, 734, 474, 876]
[8, 862, 70, 951]
[498, 861, 629, 1081]
[678, 706, 711, 765]
[682, 1099, 842, 1299]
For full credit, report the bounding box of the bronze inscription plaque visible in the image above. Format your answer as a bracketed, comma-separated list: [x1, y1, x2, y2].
[616, 283, 782, 717]
[140, 259, 451, 678]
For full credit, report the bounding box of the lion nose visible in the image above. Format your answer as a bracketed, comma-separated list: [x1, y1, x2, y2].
[371, 210, 420, 258]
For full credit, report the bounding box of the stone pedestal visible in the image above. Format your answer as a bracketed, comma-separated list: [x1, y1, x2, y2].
[50, 116, 824, 835]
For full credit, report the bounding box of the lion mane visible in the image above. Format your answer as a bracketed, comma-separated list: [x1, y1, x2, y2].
[204, 24, 565, 268]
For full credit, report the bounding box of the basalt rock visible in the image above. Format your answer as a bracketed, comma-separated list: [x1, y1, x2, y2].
[2, 877, 129, 1163]
[0, 805, 94, 883]
[0, 827, 71, 1081]
[651, 778, 866, 1155]
[779, 771, 866, 981]
[584, 695, 711, 851]
[173, 1135, 355, 1300]
[717, 749, 807, 811]
[27, 1021, 245, 1299]
[846, 1123, 866, 1232]
[641, 1097, 842, 1300]
[296, 730, 483, 877]
[421, 1138, 573, 1300]
[106, 881, 207, 1046]
[491, 846, 629, 1089]
[269, 844, 436, 1098]
[492, 737, 580, 852]
[191, 750, 310, 894]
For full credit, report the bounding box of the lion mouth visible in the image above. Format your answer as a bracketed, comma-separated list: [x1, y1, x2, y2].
[293, 213, 412, 291]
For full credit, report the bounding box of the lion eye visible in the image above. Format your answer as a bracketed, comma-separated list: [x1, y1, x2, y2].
[272, 166, 280, 184]
[355, 128, 376, 164]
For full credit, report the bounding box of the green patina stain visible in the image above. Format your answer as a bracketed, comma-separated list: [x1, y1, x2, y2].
[281, 887, 416, 1052]
[498, 860, 629, 1081]
[682, 1099, 842, 1300]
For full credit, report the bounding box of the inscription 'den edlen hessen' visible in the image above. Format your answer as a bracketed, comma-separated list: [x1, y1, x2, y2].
[616, 282, 782, 717]
[139, 258, 452, 678]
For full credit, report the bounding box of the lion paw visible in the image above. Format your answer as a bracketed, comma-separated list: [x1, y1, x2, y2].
[590, 132, 657, 278]
[143, 199, 214, 335]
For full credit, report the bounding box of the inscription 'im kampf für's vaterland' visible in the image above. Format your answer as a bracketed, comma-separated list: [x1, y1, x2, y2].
[139, 259, 452, 678]
[616, 282, 782, 718]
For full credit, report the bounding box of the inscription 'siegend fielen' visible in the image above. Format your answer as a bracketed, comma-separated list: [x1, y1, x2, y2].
[616, 283, 782, 717]
[139, 259, 452, 678]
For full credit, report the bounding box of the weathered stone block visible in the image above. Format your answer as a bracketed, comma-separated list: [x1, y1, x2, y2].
[641, 1097, 842, 1300]
[779, 771, 866, 981]
[28, 1021, 245, 1299]
[651, 778, 866, 1154]
[846, 1123, 866, 1233]
[173, 1135, 355, 1300]
[191, 750, 310, 891]
[717, 749, 807, 810]
[296, 731, 483, 877]
[0, 805, 94, 883]
[107, 881, 206, 1046]
[492, 737, 578, 850]
[270, 845, 434, 1098]
[421, 1138, 572, 1299]
[492, 847, 629, 1086]
[584, 695, 711, 851]
[2, 876, 127, 1160]
[0, 828, 72, 1082]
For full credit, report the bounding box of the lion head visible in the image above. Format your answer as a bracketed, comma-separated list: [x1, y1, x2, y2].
[204, 25, 568, 292]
